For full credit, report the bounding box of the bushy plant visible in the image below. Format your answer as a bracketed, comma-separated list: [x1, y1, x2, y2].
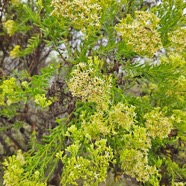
[0, 0, 186, 185]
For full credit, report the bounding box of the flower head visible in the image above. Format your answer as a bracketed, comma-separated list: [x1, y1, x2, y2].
[10, 45, 22, 58]
[168, 27, 186, 53]
[144, 107, 172, 139]
[115, 11, 162, 57]
[51, 0, 102, 33]
[4, 20, 17, 36]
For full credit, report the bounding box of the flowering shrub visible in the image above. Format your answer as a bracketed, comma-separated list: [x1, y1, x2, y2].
[0, 0, 186, 186]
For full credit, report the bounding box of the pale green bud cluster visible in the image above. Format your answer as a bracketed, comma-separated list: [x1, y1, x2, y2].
[51, 0, 102, 33]
[144, 107, 172, 139]
[21, 81, 29, 88]
[34, 94, 52, 108]
[3, 150, 46, 186]
[3, 150, 25, 186]
[172, 110, 186, 124]
[10, 45, 21, 58]
[68, 57, 112, 110]
[3, 20, 17, 36]
[168, 27, 186, 53]
[120, 149, 157, 182]
[0, 77, 19, 105]
[124, 126, 151, 152]
[82, 111, 110, 139]
[161, 53, 186, 67]
[115, 11, 162, 57]
[108, 103, 136, 131]
[120, 126, 156, 182]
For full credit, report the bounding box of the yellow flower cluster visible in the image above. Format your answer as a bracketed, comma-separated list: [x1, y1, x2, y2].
[124, 126, 151, 152]
[161, 53, 186, 67]
[3, 20, 17, 36]
[82, 111, 110, 138]
[168, 27, 186, 53]
[80, 103, 137, 139]
[68, 58, 112, 110]
[34, 94, 52, 108]
[51, 0, 102, 32]
[10, 45, 21, 58]
[121, 126, 155, 181]
[120, 149, 157, 182]
[144, 108, 172, 139]
[0, 77, 18, 105]
[3, 150, 46, 186]
[115, 11, 162, 57]
[59, 139, 113, 185]
[108, 103, 136, 131]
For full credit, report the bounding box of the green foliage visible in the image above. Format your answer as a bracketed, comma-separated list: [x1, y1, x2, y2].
[1, 0, 186, 186]
[152, 0, 186, 45]
[0, 64, 57, 118]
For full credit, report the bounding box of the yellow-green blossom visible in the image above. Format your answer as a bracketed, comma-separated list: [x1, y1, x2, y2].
[165, 75, 186, 98]
[160, 53, 186, 67]
[3, 150, 46, 186]
[10, 45, 22, 58]
[81, 111, 110, 139]
[68, 58, 112, 110]
[108, 103, 136, 131]
[21, 81, 29, 88]
[3, 20, 17, 36]
[51, 0, 102, 33]
[167, 75, 186, 99]
[3, 150, 25, 186]
[177, 75, 186, 90]
[34, 94, 52, 108]
[61, 139, 113, 185]
[115, 11, 162, 57]
[168, 27, 186, 53]
[120, 149, 157, 182]
[124, 126, 151, 152]
[0, 77, 17, 94]
[0, 77, 19, 105]
[144, 108, 172, 139]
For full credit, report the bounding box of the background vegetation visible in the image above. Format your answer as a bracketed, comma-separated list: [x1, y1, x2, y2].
[0, 0, 186, 185]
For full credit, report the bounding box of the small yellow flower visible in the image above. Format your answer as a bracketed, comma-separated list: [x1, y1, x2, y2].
[3, 20, 17, 36]
[34, 94, 52, 108]
[10, 45, 21, 58]
[21, 81, 29, 88]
